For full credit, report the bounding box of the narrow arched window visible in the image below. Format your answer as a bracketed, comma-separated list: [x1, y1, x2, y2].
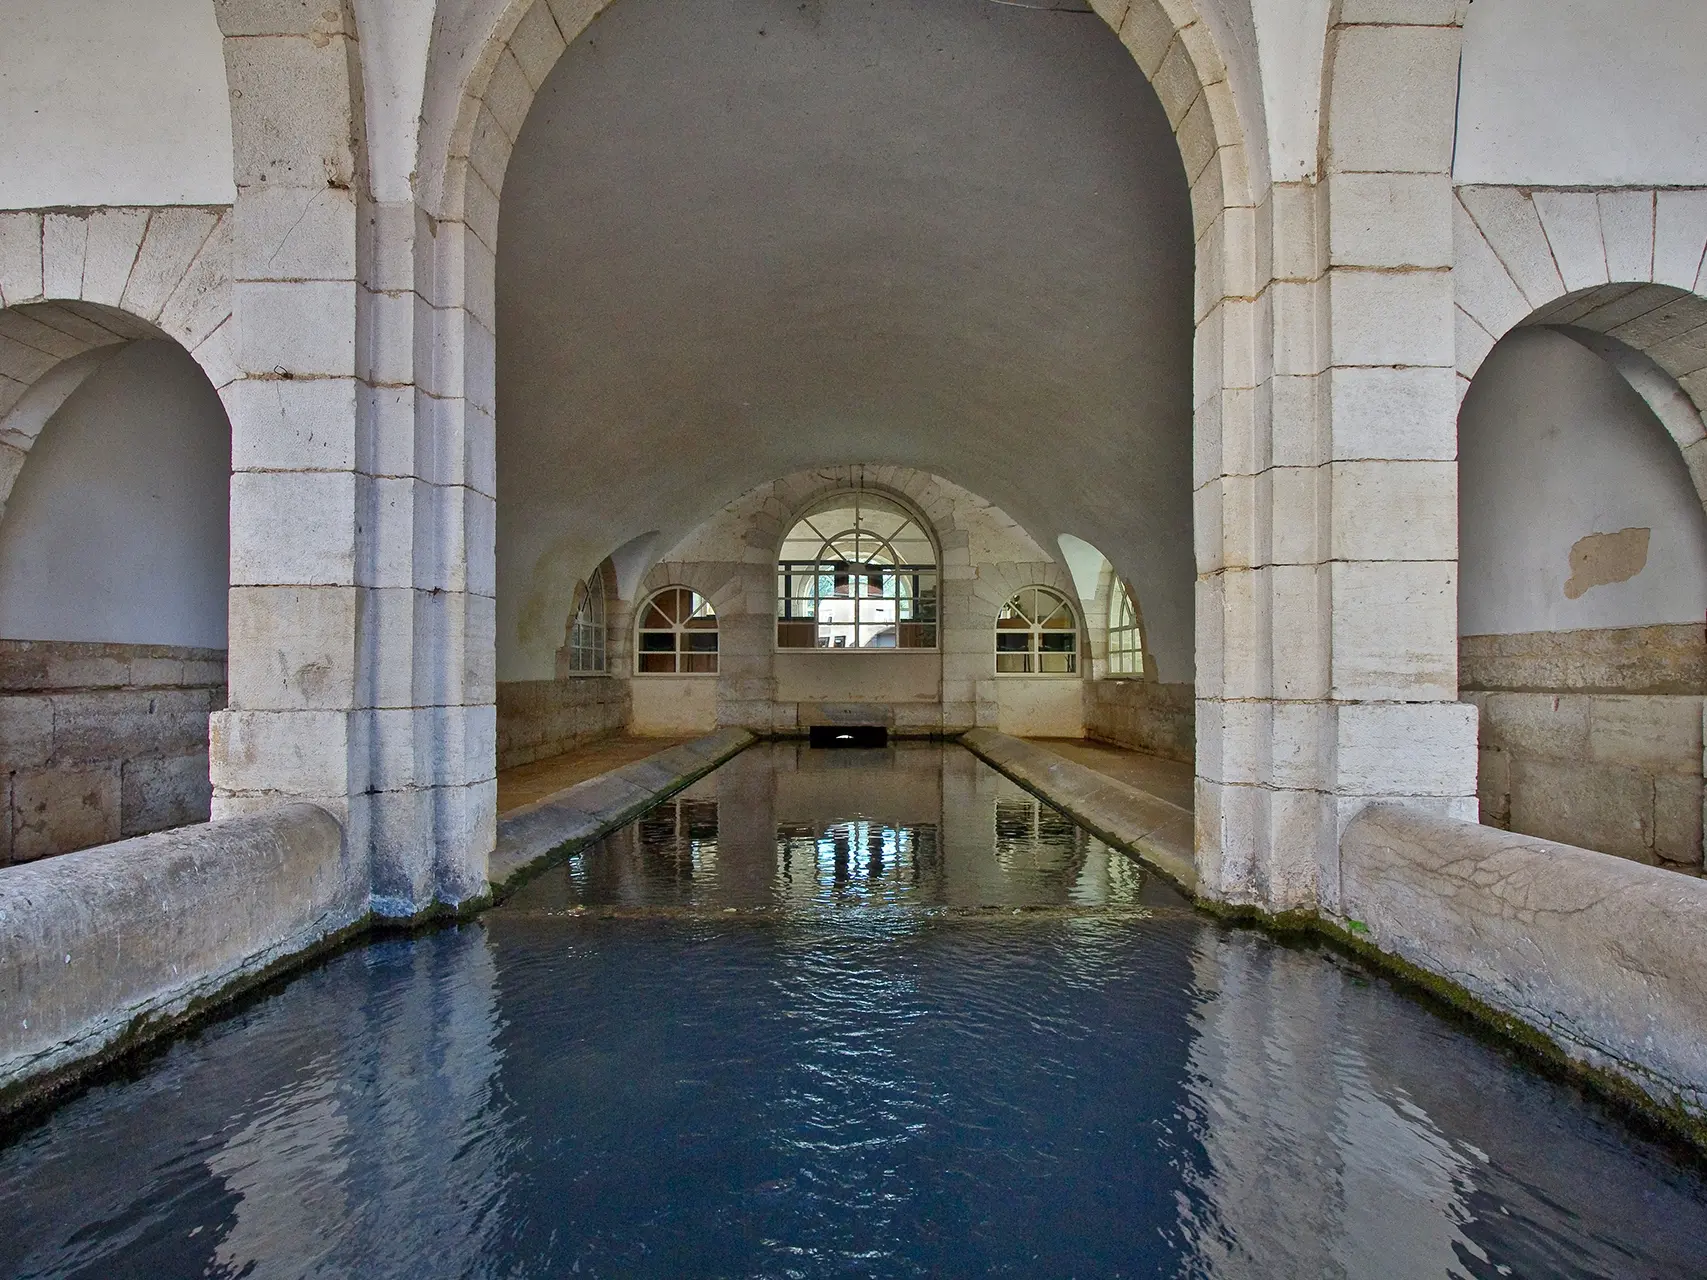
[567, 565, 608, 672]
[776, 492, 937, 649]
[996, 586, 1078, 675]
[636, 586, 719, 674]
[1107, 584, 1144, 676]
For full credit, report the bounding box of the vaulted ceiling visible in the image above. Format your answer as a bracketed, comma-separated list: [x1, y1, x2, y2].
[496, 0, 1195, 680]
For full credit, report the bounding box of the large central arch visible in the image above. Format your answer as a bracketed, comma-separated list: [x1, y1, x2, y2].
[407, 0, 1261, 895]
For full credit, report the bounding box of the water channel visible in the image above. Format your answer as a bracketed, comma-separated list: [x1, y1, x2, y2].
[3, 743, 1705, 1278]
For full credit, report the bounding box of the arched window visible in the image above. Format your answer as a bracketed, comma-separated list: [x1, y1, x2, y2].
[1107, 584, 1144, 676]
[636, 586, 719, 674]
[996, 586, 1078, 675]
[567, 565, 607, 673]
[776, 492, 937, 649]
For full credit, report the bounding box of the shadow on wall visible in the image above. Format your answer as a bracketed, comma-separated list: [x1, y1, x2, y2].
[0, 336, 230, 866]
[1459, 326, 1707, 871]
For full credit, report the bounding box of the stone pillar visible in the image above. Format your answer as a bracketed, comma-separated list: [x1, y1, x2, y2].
[211, 3, 367, 908]
[1315, 3, 1476, 911]
[213, 1, 495, 913]
[1195, 2, 1476, 915]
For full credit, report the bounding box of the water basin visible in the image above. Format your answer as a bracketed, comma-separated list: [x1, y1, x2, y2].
[2, 742, 1704, 1278]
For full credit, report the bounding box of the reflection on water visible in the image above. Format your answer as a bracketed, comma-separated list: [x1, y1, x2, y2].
[3, 745, 1706, 1279]
[504, 742, 1167, 913]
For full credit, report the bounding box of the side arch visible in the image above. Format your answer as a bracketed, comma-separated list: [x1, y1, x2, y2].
[0, 210, 235, 513]
[1455, 187, 1707, 504]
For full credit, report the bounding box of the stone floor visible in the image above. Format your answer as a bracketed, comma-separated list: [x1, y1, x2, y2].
[497, 735, 693, 814]
[498, 733, 1196, 817]
[1024, 737, 1196, 810]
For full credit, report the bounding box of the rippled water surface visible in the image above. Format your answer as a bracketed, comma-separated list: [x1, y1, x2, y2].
[3, 744, 1706, 1279]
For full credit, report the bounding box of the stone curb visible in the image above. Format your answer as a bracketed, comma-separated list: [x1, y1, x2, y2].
[0, 803, 351, 1110]
[958, 728, 1197, 894]
[490, 728, 757, 892]
[1342, 803, 1707, 1128]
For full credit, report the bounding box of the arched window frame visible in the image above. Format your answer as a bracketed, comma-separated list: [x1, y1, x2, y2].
[1106, 583, 1145, 677]
[566, 564, 608, 673]
[635, 586, 720, 675]
[775, 491, 939, 651]
[995, 585, 1079, 676]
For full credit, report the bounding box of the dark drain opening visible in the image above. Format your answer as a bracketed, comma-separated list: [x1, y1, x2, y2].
[808, 725, 889, 748]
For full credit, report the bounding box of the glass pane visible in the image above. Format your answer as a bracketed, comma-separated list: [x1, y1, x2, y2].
[1041, 602, 1075, 628]
[1040, 633, 1076, 654]
[638, 652, 677, 674]
[639, 632, 675, 653]
[897, 622, 935, 649]
[778, 495, 938, 648]
[686, 632, 719, 653]
[996, 653, 1031, 674]
[681, 652, 718, 674]
[1039, 652, 1076, 674]
[995, 633, 1031, 654]
[642, 602, 671, 629]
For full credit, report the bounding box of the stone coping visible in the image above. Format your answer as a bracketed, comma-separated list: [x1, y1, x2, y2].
[0, 803, 351, 1113]
[490, 728, 757, 892]
[1341, 806, 1707, 1127]
[958, 728, 1197, 894]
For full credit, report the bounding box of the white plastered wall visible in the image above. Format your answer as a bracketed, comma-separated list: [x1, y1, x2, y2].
[0, 0, 236, 207]
[0, 341, 231, 648]
[1459, 328, 1707, 636]
[1455, 0, 1707, 188]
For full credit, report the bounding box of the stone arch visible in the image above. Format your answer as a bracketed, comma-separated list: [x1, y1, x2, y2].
[429, 0, 1253, 229]
[419, 0, 1260, 894]
[768, 480, 944, 574]
[0, 211, 235, 516]
[635, 561, 744, 628]
[1454, 187, 1707, 504]
[415, 0, 1261, 644]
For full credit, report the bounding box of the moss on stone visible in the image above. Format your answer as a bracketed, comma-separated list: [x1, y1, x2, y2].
[1196, 895, 1707, 1159]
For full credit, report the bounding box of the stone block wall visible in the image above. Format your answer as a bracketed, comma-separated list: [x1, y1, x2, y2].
[0, 640, 226, 866]
[1462, 626, 1705, 871]
[496, 676, 630, 771]
[1085, 679, 1195, 764]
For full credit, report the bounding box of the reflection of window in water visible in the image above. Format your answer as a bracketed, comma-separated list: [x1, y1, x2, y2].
[994, 798, 1085, 878]
[636, 798, 719, 881]
[776, 820, 940, 897]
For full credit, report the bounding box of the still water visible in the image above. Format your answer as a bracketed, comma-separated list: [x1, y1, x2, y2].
[2, 743, 1705, 1279]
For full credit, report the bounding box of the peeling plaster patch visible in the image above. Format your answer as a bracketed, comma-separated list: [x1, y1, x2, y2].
[1564, 527, 1650, 600]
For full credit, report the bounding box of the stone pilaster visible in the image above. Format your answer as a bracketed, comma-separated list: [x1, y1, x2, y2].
[210, 1, 367, 914]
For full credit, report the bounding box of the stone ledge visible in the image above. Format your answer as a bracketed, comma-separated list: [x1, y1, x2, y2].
[490, 728, 756, 891]
[958, 728, 1197, 894]
[1341, 805, 1707, 1126]
[0, 803, 352, 1112]
[1460, 625, 1707, 695]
